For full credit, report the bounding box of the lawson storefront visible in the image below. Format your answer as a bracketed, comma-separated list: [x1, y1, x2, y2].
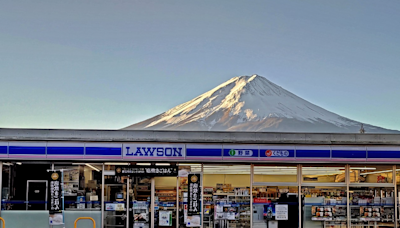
[0, 129, 400, 228]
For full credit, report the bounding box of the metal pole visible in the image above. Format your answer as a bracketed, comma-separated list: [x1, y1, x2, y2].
[126, 177, 130, 228]
[101, 164, 105, 228]
[393, 165, 397, 228]
[0, 162, 2, 217]
[250, 164, 253, 228]
[176, 176, 179, 228]
[200, 165, 203, 228]
[201, 164, 204, 228]
[61, 168, 65, 228]
[298, 164, 302, 228]
[151, 178, 155, 228]
[346, 164, 350, 228]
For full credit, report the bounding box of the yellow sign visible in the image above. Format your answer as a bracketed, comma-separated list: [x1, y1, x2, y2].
[51, 172, 59, 181]
[190, 175, 198, 183]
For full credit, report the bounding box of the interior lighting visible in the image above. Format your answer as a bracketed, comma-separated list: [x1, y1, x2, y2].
[136, 163, 151, 166]
[350, 167, 376, 170]
[359, 169, 400, 176]
[85, 164, 100, 172]
[104, 162, 130, 165]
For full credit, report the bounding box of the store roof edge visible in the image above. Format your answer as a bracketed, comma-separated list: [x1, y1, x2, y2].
[0, 128, 400, 145]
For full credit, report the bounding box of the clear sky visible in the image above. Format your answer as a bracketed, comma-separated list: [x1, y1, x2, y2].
[1, 1, 399, 131]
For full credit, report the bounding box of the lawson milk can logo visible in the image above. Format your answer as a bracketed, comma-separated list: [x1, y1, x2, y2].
[228, 149, 253, 157]
[125, 146, 183, 157]
[265, 150, 290, 157]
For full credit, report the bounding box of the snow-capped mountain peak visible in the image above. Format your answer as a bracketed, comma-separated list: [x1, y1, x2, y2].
[123, 75, 397, 133]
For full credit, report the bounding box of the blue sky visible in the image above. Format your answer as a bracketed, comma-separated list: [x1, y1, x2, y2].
[1, 1, 400, 130]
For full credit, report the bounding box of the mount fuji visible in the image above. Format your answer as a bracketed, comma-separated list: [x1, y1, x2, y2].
[123, 75, 397, 133]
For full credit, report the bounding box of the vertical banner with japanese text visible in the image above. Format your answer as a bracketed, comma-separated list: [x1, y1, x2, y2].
[188, 173, 201, 216]
[48, 171, 64, 225]
[48, 171, 62, 213]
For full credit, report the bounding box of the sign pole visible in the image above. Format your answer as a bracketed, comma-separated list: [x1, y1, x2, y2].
[151, 178, 155, 228]
[126, 177, 129, 228]
[200, 172, 203, 228]
[176, 176, 179, 228]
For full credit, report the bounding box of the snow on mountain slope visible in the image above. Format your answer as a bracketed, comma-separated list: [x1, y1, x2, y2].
[123, 75, 398, 133]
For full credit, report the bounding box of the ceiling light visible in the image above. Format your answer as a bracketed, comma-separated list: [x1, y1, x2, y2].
[85, 164, 100, 172]
[104, 162, 130, 165]
[359, 169, 399, 176]
[136, 163, 151, 166]
[350, 167, 377, 170]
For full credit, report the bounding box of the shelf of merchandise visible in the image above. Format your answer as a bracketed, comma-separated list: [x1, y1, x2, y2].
[132, 201, 150, 228]
[155, 188, 177, 226]
[227, 195, 251, 228]
[310, 204, 347, 224]
[134, 182, 151, 202]
[349, 221, 395, 228]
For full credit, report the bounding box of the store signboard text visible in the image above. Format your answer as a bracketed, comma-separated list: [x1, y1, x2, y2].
[115, 165, 178, 176]
[123, 143, 185, 158]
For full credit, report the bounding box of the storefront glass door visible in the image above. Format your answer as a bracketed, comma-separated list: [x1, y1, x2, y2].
[131, 176, 151, 228]
[104, 167, 130, 228]
[154, 175, 177, 228]
[253, 165, 299, 228]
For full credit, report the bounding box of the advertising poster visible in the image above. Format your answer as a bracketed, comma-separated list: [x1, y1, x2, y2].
[49, 213, 63, 225]
[159, 211, 172, 226]
[275, 204, 288, 220]
[264, 203, 275, 219]
[188, 173, 201, 216]
[106, 203, 116, 211]
[186, 215, 201, 227]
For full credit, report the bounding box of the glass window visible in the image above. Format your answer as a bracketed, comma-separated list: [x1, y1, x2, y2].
[253, 185, 299, 228]
[302, 165, 345, 183]
[302, 186, 347, 228]
[57, 163, 102, 228]
[350, 165, 394, 183]
[203, 164, 250, 228]
[349, 187, 394, 227]
[2, 162, 51, 210]
[1, 162, 54, 228]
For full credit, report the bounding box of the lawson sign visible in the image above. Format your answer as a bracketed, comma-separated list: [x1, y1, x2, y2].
[123, 144, 185, 159]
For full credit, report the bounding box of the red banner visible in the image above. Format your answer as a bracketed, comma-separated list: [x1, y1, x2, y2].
[253, 198, 270, 203]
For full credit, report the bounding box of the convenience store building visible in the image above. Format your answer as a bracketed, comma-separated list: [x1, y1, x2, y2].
[1, 129, 400, 228]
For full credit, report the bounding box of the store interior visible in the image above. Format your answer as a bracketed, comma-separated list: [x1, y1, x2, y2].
[1, 162, 400, 228]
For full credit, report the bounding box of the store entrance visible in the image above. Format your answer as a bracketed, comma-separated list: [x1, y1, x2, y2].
[154, 176, 177, 228]
[104, 164, 179, 228]
[252, 185, 299, 228]
[104, 174, 153, 228]
[104, 174, 131, 228]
